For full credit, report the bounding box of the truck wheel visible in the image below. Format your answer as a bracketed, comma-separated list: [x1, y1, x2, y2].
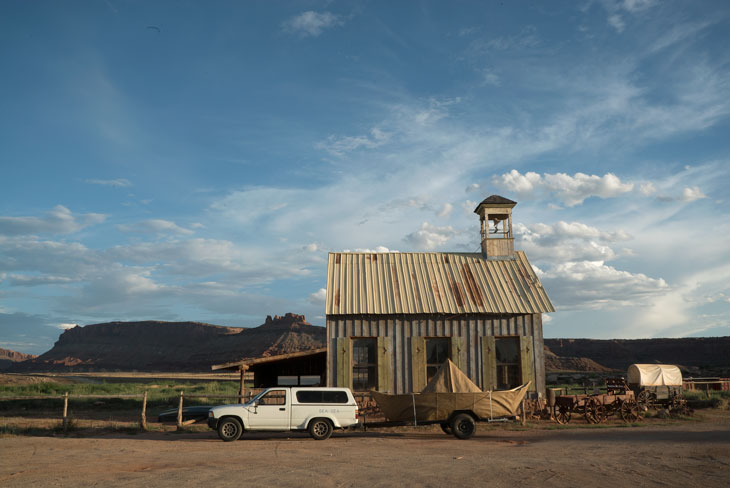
[440, 422, 452, 435]
[309, 418, 333, 440]
[450, 414, 476, 440]
[217, 417, 243, 442]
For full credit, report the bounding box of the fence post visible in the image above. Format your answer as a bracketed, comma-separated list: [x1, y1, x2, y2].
[140, 391, 148, 431]
[176, 391, 184, 430]
[62, 392, 69, 431]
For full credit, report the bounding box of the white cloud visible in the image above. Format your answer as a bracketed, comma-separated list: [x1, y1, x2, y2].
[522, 221, 632, 244]
[495, 170, 542, 195]
[465, 184, 480, 193]
[55, 323, 78, 330]
[621, 0, 658, 13]
[83, 178, 132, 187]
[601, 0, 658, 33]
[7, 274, 75, 286]
[607, 14, 625, 33]
[0, 205, 106, 236]
[307, 288, 327, 306]
[517, 222, 622, 263]
[680, 186, 707, 202]
[117, 219, 194, 236]
[436, 203, 454, 218]
[541, 260, 669, 310]
[343, 246, 396, 253]
[639, 182, 657, 195]
[282, 11, 344, 38]
[403, 222, 456, 250]
[632, 263, 730, 337]
[494, 170, 634, 206]
[303, 243, 319, 252]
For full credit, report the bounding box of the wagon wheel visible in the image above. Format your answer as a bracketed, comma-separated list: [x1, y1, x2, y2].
[584, 399, 606, 424]
[619, 399, 640, 422]
[554, 404, 571, 424]
[669, 395, 690, 416]
[636, 390, 652, 410]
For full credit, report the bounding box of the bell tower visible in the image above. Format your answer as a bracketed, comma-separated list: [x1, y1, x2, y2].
[473, 195, 517, 259]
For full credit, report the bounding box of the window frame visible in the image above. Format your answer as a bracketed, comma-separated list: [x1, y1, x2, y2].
[494, 335, 521, 390]
[425, 337, 452, 384]
[351, 337, 378, 392]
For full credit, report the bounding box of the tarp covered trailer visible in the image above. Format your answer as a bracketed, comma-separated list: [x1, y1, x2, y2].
[369, 360, 529, 439]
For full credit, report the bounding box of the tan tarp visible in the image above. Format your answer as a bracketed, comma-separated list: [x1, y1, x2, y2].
[372, 360, 529, 422]
[371, 386, 529, 422]
[627, 364, 683, 387]
[421, 359, 482, 393]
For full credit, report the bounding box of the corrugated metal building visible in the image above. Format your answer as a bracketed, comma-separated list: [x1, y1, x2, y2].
[325, 196, 555, 397]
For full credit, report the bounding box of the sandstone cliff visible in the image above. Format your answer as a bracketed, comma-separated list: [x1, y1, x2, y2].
[9, 313, 325, 372]
[544, 337, 730, 374]
[0, 348, 38, 371]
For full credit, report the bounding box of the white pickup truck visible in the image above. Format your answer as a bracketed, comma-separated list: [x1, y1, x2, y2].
[207, 387, 359, 441]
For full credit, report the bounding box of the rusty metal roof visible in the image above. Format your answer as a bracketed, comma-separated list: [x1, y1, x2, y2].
[326, 251, 554, 315]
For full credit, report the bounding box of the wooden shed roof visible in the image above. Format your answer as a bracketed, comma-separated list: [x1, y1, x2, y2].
[325, 251, 554, 316]
[211, 348, 327, 371]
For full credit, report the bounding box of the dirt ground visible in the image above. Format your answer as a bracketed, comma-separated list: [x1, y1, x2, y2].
[1, 411, 729, 487]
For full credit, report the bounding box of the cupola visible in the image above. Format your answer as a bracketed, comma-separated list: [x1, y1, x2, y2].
[473, 195, 517, 259]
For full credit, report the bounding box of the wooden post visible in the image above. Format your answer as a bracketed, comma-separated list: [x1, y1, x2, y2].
[62, 392, 69, 431]
[239, 366, 246, 403]
[140, 391, 148, 431]
[176, 391, 184, 430]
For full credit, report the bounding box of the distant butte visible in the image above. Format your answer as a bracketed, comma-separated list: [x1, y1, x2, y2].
[8, 314, 325, 373]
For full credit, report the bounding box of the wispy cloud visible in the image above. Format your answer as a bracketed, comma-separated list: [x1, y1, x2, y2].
[600, 0, 659, 33]
[316, 128, 390, 157]
[0, 205, 106, 236]
[282, 11, 345, 38]
[117, 219, 195, 236]
[83, 178, 132, 187]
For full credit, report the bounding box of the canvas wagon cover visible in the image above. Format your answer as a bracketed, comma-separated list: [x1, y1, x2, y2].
[627, 364, 683, 387]
[371, 360, 528, 421]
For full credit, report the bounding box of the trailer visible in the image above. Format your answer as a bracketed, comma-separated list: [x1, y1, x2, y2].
[369, 360, 529, 439]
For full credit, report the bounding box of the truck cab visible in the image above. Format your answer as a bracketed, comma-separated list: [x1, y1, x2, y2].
[207, 387, 359, 441]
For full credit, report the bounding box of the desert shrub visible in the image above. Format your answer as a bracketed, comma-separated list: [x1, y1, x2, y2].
[710, 397, 730, 410]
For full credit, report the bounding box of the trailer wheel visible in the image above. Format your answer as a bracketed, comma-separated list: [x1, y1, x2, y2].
[450, 414, 476, 440]
[440, 422, 452, 435]
[308, 418, 333, 440]
[217, 417, 243, 442]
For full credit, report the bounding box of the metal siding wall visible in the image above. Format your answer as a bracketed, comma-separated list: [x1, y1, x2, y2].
[326, 313, 546, 396]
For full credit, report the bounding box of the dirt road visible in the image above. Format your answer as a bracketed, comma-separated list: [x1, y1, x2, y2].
[2, 414, 729, 487]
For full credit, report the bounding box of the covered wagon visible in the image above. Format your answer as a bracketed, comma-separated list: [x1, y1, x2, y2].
[627, 364, 688, 413]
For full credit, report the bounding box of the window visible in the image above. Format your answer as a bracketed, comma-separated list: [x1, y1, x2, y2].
[352, 338, 377, 391]
[426, 338, 451, 383]
[495, 337, 521, 389]
[299, 375, 321, 386]
[277, 375, 321, 386]
[257, 389, 286, 405]
[296, 390, 348, 404]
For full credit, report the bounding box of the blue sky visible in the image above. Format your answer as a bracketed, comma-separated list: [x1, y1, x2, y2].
[1, 0, 729, 354]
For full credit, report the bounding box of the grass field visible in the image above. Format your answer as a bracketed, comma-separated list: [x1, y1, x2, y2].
[0, 373, 246, 425]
